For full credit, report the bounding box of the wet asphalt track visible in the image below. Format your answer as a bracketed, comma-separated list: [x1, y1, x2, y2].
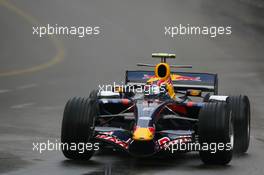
[0, 0, 264, 174]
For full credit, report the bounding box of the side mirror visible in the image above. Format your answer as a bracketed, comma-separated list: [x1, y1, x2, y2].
[186, 89, 202, 97]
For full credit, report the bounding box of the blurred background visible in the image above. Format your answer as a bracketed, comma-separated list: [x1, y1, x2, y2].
[0, 0, 264, 174]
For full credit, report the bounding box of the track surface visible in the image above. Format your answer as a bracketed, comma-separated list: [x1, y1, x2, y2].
[0, 0, 264, 174]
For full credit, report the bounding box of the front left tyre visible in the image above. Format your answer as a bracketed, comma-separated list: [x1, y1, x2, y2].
[198, 102, 233, 165]
[61, 91, 99, 160]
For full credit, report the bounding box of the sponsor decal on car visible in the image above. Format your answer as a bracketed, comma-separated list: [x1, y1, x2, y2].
[96, 134, 131, 149]
[157, 136, 192, 150]
[143, 74, 201, 82]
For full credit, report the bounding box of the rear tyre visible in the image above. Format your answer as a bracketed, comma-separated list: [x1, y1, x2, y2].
[61, 93, 99, 160]
[198, 102, 233, 165]
[228, 95, 250, 153]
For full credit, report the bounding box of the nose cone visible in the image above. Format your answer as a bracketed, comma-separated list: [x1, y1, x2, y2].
[133, 127, 155, 141]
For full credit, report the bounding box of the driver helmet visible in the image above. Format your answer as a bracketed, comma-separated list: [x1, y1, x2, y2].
[144, 83, 168, 99]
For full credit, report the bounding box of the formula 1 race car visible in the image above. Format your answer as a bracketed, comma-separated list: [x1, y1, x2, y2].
[61, 53, 250, 165]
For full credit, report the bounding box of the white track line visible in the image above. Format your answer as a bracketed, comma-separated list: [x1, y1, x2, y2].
[11, 102, 35, 109]
[0, 83, 38, 96]
[37, 105, 64, 110]
[16, 83, 38, 90]
[0, 89, 11, 93]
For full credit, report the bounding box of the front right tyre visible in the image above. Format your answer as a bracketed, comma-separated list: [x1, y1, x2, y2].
[228, 95, 250, 154]
[61, 92, 98, 160]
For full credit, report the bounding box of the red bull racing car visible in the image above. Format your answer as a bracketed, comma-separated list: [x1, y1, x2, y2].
[61, 53, 250, 165]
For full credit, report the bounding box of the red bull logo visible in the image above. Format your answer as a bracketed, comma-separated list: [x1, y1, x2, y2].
[143, 74, 156, 80]
[171, 74, 201, 81]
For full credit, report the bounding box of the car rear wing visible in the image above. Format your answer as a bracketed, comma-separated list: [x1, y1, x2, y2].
[125, 70, 218, 94]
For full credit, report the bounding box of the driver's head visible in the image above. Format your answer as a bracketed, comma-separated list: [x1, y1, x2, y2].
[144, 83, 168, 99]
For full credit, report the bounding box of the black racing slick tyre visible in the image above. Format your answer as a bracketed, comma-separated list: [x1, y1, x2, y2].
[228, 95, 250, 154]
[61, 93, 99, 160]
[198, 102, 234, 165]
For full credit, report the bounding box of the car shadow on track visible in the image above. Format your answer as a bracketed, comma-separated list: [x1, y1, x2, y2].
[60, 149, 236, 175]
